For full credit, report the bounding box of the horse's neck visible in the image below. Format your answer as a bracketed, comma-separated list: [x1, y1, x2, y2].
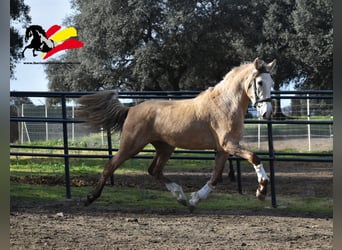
[211, 78, 250, 114]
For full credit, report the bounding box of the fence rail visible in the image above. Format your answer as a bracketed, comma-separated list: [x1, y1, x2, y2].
[10, 90, 333, 208]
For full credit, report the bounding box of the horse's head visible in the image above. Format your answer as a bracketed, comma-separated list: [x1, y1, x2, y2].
[247, 58, 276, 119]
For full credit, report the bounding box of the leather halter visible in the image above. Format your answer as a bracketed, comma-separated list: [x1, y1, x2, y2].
[250, 67, 272, 107]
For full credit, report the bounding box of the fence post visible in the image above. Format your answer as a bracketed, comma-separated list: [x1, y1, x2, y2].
[107, 129, 114, 186]
[267, 119, 277, 208]
[61, 95, 71, 199]
[71, 105, 75, 143]
[307, 93, 311, 151]
[236, 159, 242, 194]
[45, 103, 48, 141]
[20, 104, 24, 144]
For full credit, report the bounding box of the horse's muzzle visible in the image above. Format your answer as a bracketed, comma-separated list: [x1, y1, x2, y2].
[257, 102, 272, 119]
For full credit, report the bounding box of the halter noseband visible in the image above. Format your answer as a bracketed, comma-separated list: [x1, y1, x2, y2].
[250, 67, 272, 108]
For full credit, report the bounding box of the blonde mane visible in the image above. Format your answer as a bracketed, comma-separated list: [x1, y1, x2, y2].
[222, 62, 254, 86]
[207, 62, 255, 113]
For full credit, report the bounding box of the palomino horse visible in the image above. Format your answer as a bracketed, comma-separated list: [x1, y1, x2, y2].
[77, 57, 276, 211]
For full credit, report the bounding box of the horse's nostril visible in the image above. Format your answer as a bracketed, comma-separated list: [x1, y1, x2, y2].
[262, 111, 270, 119]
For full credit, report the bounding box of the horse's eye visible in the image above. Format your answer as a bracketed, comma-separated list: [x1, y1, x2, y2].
[258, 81, 263, 86]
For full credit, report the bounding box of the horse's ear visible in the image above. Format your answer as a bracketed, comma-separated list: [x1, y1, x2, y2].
[253, 57, 264, 70]
[266, 59, 277, 72]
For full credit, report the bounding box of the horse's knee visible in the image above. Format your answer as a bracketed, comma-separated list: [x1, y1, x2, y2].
[249, 153, 261, 166]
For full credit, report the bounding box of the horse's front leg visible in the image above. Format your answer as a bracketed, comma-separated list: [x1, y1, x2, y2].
[229, 144, 269, 201]
[188, 151, 228, 211]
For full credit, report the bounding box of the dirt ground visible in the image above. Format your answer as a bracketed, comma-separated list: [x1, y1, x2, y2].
[10, 161, 333, 250]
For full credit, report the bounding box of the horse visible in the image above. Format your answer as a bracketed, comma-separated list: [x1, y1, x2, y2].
[77, 57, 276, 211]
[21, 25, 55, 57]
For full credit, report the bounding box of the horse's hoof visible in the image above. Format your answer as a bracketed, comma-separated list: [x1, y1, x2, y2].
[84, 199, 91, 206]
[188, 205, 196, 213]
[256, 179, 268, 201]
[177, 199, 188, 207]
[84, 194, 94, 206]
[256, 188, 266, 201]
[188, 191, 200, 210]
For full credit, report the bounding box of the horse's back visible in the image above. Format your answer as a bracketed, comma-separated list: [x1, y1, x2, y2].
[122, 98, 217, 149]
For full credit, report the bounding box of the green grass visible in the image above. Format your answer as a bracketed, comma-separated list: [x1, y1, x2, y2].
[10, 182, 332, 215]
[10, 182, 262, 210]
[10, 158, 104, 176]
[10, 137, 332, 216]
[10, 155, 218, 177]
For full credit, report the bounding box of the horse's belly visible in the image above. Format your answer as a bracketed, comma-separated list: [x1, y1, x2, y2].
[173, 137, 216, 150]
[157, 124, 216, 150]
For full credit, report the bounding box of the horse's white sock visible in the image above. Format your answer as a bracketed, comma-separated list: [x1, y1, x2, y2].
[165, 182, 186, 201]
[254, 164, 269, 182]
[197, 182, 214, 199]
[189, 182, 214, 207]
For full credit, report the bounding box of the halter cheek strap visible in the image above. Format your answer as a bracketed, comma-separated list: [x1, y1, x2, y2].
[249, 68, 272, 107]
[253, 78, 272, 107]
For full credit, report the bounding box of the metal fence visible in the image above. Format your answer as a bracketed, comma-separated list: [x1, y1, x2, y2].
[10, 90, 333, 208]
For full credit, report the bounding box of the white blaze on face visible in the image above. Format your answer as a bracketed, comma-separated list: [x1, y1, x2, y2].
[254, 73, 274, 119]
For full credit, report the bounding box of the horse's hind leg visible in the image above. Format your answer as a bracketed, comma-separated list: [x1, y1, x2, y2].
[85, 140, 147, 206]
[84, 151, 130, 206]
[148, 142, 187, 206]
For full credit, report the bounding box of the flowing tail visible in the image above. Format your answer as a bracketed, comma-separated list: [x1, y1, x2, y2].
[77, 90, 129, 132]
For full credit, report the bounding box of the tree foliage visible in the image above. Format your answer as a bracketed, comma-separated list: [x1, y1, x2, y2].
[10, 0, 31, 79]
[45, 0, 332, 92]
[290, 0, 333, 90]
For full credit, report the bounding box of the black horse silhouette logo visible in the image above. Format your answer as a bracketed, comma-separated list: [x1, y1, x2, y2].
[22, 25, 55, 57]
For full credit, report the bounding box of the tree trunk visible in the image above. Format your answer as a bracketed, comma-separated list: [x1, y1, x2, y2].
[272, 81, 287, 120]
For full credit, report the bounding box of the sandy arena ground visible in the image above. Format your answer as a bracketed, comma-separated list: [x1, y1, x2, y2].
[10, 160, 333, 250]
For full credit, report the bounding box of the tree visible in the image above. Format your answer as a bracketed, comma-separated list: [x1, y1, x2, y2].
[45, 0, 332, 96]
[291, 0, 333, 90]
[252, 0, 332, 118]
[256, 0, 297, 118]
[10, 0, 31, 79]
[46, 0, 264, 91]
